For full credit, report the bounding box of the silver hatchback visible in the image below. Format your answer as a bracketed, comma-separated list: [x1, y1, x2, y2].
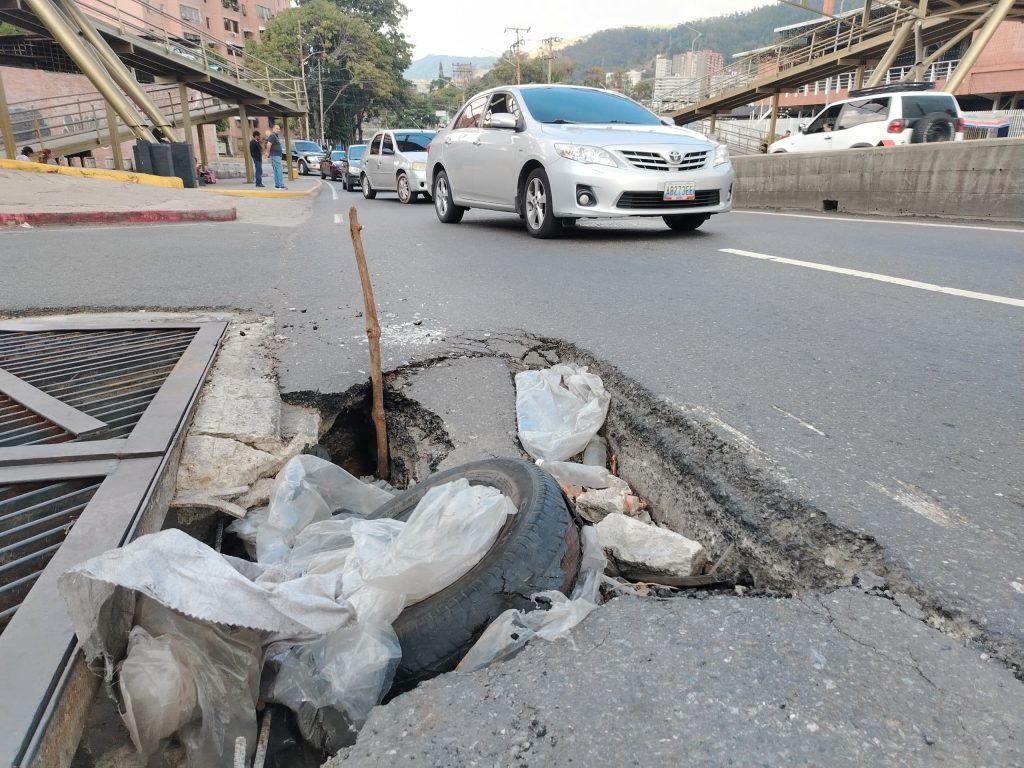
[361, 129, 435, 204]
[427, 85, 734, 238]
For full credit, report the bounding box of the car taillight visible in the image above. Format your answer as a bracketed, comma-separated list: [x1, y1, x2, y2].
[426, 142, 431, 152]
[887, 119, 906, 133]
[955, 118, 964, 132]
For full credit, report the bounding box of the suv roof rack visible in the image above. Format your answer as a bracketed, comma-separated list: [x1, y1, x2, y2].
[848, 81, 935, 97]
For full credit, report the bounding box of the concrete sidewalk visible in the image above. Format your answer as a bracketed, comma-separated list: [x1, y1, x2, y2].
[0, 167, 323, 225]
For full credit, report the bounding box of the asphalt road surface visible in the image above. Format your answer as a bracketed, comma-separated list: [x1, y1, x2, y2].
[2, 183, 1022, 660]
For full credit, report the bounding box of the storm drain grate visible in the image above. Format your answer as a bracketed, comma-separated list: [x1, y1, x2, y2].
[0, 319, 226, 767]
[0, 478, 102, 633]
[0, 328, 198, 445]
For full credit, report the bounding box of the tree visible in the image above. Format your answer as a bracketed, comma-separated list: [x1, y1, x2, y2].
[583, 67, 606, 88]
[247, 0, 395, 143]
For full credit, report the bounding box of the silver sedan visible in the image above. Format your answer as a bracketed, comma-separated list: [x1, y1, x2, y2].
[427, 85, 734, 238]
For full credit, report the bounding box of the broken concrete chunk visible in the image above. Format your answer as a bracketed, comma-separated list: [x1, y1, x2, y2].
[175, 435, 282, 494]
[596, 514, 706, 578]
[576, 486, 643, 524]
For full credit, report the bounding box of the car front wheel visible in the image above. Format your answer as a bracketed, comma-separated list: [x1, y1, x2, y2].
[361, 174, 376, 200]
[320, 167, 326, 179]
[433, 170, 465, 223]
[298, 160, 308, 176]
[523, 168, 562, 239]
[663, 214, 708, 232]
[397, 172, 414, 204]
[341, 173, 348, 190]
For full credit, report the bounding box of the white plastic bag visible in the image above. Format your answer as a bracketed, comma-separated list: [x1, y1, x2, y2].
[257, 455, 395, 564]
[458, 526, 606, 673]
[515, 365, 610, 461]
[354, 479, 517, 606]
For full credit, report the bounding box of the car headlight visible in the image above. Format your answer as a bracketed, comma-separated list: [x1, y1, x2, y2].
[554, 143, 617, 168]
[412, 162, 427, 172]
[713, 144, 730, 166]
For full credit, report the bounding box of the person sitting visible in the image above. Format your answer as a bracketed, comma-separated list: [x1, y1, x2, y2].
[16, 146, 34, 161]
[37, 148, 56, 165]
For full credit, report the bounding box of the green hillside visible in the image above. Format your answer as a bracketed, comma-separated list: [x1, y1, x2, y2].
[558, 1, 826, 73]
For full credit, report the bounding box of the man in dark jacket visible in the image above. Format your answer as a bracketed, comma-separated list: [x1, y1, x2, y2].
[249, 130, 265, 187]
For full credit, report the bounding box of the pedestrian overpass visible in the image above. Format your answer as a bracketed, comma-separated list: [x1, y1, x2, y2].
[659, 0, 1024, 135]
[0, 0, 306, 177]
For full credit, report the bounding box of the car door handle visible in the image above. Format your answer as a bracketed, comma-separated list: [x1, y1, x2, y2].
[444, 137, 453, 144]
[472, 140, 482, 146]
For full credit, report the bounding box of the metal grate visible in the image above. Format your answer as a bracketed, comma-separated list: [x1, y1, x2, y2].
[0, 328, 198, 444]
[616, 189, 721, 209]
[0, 393, 73, 448]
[618, 149, 710, 171]
[0, 478, 102, 634]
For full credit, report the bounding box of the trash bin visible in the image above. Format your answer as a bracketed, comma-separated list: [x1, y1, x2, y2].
[168, 142, 197, 188]
[132, 141, 153, 175]
[148, 142, 173, 178]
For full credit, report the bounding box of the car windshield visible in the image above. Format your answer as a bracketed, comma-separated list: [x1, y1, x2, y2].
[330, 150, 345, 161]
[393, 132, 434, 152]
[348, 145, 366, 160]
[294, 141, 322, 153]
[519, 87, 661, 125]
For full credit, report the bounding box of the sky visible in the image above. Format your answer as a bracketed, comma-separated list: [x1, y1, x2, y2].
[401, 0, 780, 61]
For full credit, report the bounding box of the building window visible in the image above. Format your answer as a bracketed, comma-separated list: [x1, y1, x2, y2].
[223, 18, 239, 33]
[255, 4, 271, 19]
[179, 4, 201, 22]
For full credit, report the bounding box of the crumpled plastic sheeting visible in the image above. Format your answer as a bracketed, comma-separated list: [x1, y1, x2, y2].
[256, 455, 395, 564]
[535, 459, 623, 490]
[457, 526, 606, 673]
[515, 365, 611, 462]
[118, 597, 262, 766]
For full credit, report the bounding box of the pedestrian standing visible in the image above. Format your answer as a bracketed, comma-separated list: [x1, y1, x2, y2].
[249, 129, 265, 187]
[265, 124, 286, 189]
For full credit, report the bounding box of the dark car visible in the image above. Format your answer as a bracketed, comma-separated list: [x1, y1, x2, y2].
[320, 149, 346, 180]
[340, 144, 367, 191]
[290, 139, 326, 176]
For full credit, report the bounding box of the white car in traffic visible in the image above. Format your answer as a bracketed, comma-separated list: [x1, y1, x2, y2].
[427, 85, 734, 238]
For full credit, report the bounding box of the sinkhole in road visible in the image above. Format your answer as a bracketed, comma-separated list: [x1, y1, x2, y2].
[301, 339, 901, 598]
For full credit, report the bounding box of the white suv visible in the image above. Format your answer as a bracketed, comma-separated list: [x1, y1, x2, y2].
[769, 86, 964, 153]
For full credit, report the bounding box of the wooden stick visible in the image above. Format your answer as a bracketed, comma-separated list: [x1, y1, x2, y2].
[348, 207, 389, 480]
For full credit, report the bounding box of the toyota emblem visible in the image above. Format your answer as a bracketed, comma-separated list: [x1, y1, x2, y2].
[668, 150, 682, 164]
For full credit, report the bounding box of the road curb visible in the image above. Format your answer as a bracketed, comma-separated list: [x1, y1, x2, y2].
[202, 180, 322, 199]
[0, 159, 184, 188]
[0, 207, 237, 227]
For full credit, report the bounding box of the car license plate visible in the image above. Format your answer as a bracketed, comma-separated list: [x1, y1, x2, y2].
[664, 182, 696, 201]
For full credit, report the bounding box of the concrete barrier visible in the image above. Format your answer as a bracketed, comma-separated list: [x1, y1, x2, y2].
[0, 158, 184, 188]
[732, 138, 1024, 223]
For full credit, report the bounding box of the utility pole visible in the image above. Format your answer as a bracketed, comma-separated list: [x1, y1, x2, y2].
[541, 36, 561, 83]
[505, 26, 530, 84]
[318, 52, 325, 147]
[453, 62, 474, 105]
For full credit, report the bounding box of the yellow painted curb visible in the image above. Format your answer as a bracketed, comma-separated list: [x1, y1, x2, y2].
[0, 158, 184, 188]
[202, 180, 322, 199]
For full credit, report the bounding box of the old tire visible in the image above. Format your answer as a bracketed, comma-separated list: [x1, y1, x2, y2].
[523, 168, 562, 239]
[397, 172, 414, 204]
[911, 112, 956, 144]
[375, 459, 582, 689]
[433, 169, 465, 223]
[663, 214, 708, 232]
[361, 174, 376, 199]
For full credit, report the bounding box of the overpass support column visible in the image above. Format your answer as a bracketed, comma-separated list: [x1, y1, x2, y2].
[943, 0, 1015, 93]
[864, 19, 914, 87]
[196, 123, 209, 167]
[767, 92, 780, 144]
[178, 83, 193, 145]
[239, 103, 253, 183]
[283, 117, 293, 180]
[0, 69, 16, 160]
[105, 101, 124, 170]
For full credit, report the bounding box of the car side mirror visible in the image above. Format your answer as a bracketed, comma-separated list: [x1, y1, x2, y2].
[487, 113, 518, 130]
[660, 117, 674, 126]
[799, 123, 807, 134]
